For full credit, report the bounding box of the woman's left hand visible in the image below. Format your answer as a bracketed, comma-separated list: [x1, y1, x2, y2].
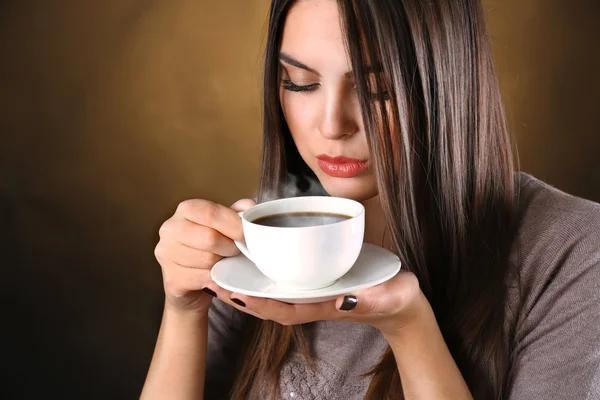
[203, 271, 428, 340]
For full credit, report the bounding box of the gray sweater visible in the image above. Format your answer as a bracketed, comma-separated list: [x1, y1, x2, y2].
[206, 174, 600, 399]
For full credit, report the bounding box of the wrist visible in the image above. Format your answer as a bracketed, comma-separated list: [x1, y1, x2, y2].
[382, 293, 473, 399]
[164, 302, 210, 323]
[383, 291, 436, 346]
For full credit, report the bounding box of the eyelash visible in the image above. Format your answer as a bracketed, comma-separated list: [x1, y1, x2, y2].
[281, 79, 319, 93]
[281, 78, 390, 101]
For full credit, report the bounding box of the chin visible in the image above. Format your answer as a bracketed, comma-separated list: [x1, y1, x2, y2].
[318, 175, 378, 202]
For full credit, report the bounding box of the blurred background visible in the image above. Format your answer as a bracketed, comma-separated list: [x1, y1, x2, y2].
[0, 0, 598, 398]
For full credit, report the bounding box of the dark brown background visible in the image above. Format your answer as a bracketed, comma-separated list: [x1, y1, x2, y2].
[0, 1, 598, 399]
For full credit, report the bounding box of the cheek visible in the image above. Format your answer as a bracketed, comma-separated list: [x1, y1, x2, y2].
[279, 90, 318, 144]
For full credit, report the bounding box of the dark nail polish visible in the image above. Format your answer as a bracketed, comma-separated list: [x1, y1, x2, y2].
[201, 287, 217, 297]
[339, 295, 358, 311]
[231, 298, 246, 307]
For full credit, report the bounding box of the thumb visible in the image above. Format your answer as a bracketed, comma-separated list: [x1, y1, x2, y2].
[230, 198, 257, 213]
[334, 272, 419, 315]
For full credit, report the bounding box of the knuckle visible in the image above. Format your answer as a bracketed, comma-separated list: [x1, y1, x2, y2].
[408, 272, 420, 290]
[177, 199, 215, 218]
[232, 198, 257, 211]
[158, 219, 175, 238]
[362, 297, 380, 314]
[176, 199, 195, 216]
[403, 272, 421, 295]
[154, 243, 167, 261]
[201, 201, 220, 225]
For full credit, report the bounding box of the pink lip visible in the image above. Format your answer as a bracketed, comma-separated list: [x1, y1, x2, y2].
[316, 154, 369, 178]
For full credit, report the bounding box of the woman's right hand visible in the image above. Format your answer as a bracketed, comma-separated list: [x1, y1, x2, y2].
[154, 198, 257, 315]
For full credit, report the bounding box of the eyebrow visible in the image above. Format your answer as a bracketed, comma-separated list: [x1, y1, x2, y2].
[279, 52, 319, 75]
[278, 52, 383, 78]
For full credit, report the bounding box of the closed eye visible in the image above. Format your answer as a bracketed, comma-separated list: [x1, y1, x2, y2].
[281, 79, 320, 93]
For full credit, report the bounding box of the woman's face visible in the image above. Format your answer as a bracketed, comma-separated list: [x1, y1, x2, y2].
[279, 0, 378, 201]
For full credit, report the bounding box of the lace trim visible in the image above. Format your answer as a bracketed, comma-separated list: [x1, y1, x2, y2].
[267, 352, 369, 400]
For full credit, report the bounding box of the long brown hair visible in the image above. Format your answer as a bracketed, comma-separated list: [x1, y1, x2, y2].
[231, 0, 518, 399]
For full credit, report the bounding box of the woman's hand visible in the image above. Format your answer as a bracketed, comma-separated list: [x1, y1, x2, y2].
[154, 198, 256, 315]
[202, 270, 428, 339]
[202, 263, 474, 399]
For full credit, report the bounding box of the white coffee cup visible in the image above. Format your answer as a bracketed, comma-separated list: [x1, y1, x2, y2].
[235, 196, 365, 291]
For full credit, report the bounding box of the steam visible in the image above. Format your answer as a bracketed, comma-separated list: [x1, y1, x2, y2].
[259, 173, 328, 203]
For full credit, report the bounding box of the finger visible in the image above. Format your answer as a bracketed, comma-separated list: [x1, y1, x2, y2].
[201, 282, 266, 320]
[335, 271, 419, 315]
[228, 293, 338, 326]
[175, 199, 245, 242]
[230, 198, 257, 213]
[161, 219, 239, 257]
[156, 241, 223, 269]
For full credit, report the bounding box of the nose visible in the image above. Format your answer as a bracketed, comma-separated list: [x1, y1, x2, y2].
[318, 89, 360, 140]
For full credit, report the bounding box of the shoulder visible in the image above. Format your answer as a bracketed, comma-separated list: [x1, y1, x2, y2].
[509, 172, 600, 315]
[520, 171, 600, 214]
[506, 173, 600, 398]
[511, 172, 600, 289]
[517, 172, 600, 238]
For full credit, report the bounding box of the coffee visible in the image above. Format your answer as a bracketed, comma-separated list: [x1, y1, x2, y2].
[252, 212, 351, 228]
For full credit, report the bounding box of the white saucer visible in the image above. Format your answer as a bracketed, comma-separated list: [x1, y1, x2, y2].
[211, 243, 401, 304]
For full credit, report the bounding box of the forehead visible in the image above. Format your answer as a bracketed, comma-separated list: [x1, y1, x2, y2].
[281, 0, 351, 74]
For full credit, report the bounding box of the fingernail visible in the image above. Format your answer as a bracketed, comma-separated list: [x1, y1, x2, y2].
[201, 287, 217, 297]
[339, 295, 358, 311]
[231, 298, 246, 307]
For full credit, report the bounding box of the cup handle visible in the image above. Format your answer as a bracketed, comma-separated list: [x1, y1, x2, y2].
[235, 211, 254, 262]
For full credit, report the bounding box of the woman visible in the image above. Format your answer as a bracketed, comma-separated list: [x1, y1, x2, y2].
[141, 0, 600, 399]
